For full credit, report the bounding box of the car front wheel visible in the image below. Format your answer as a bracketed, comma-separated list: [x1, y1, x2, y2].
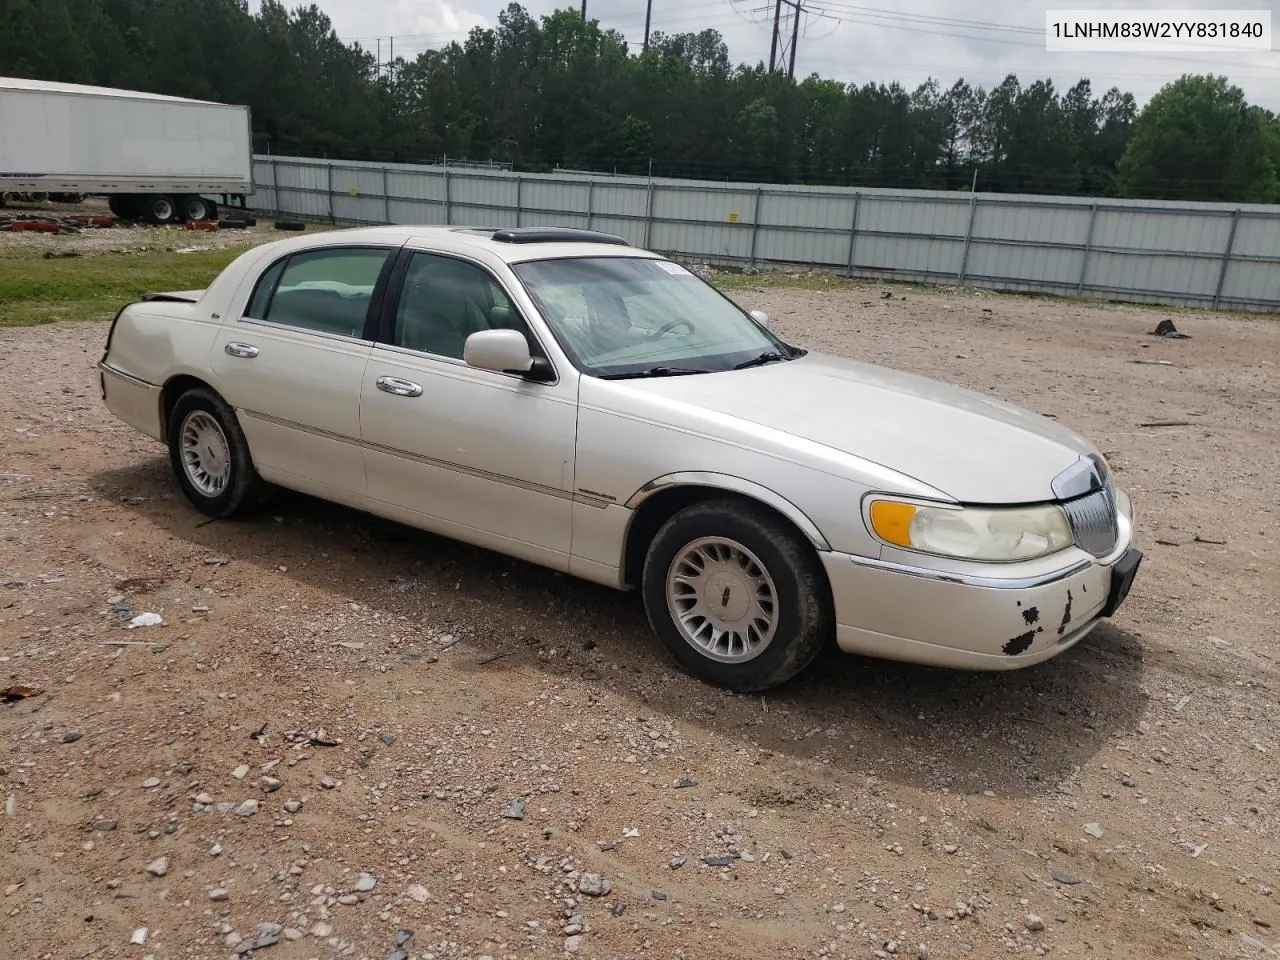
[167, 387, 264, 518]
[641, 498, 834, 692]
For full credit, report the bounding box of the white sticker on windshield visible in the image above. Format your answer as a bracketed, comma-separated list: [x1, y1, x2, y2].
[655, 260, 691, 275]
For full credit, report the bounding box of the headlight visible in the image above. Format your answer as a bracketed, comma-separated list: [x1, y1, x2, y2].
[866, 498, 1074, 562]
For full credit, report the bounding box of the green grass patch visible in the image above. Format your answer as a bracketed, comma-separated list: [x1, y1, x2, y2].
[0, 245, 258, 327]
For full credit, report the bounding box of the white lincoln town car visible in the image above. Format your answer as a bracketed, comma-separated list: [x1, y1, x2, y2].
[98, 225, 1142, 691]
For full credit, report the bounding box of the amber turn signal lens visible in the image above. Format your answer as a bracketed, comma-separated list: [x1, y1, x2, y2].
[869, 500, 917, 547]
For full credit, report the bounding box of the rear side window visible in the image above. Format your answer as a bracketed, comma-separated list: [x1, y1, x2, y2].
[243, 247, 391, 339]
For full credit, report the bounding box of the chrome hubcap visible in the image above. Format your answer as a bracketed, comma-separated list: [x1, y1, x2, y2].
[179, 411, 231, 497]
[665, 537, 778, 663]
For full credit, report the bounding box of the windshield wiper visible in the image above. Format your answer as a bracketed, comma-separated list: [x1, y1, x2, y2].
[732, 350, 791, 370]
[599, 366, 713, 380]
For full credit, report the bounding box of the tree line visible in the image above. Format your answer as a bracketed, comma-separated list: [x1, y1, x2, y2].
[3, 0, 1279, 202]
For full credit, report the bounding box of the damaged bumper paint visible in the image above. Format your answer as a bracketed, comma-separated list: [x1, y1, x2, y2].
[819, 500, 1140, 671]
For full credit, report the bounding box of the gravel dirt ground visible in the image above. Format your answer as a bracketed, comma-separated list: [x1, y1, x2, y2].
[2, 245, 1279, 960]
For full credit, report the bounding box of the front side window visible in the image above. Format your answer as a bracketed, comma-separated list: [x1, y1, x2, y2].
[244, 247, 391, 339]
[393, 252, 535, 360]
[510, 256, 790, 378]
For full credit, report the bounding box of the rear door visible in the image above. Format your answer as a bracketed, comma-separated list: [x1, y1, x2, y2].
[209, 244, 398, 502]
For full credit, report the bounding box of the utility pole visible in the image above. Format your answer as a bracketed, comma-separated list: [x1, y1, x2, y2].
[788, 0, 800, 79]
[643, 0, 653, 51]
[769, 0, 804, 78]
[580, 0, 586, 18]
[768, 0, 782, 71]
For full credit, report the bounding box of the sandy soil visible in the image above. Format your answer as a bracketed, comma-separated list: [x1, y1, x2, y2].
[2, 258, 1279, 960]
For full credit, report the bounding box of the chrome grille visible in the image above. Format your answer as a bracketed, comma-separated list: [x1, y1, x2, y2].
[1052, 455, 1119, 558]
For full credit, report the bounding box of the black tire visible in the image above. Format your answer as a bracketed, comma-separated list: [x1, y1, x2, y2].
[107, 195, 140, 220]
[273, 220, 306, 231]
[640, 498, 834, 692]
[142, 194, 178, 224]
[166, 387, 264, 519]
[178, 195, 211, 221]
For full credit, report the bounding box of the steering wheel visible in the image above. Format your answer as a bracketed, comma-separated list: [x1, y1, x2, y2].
[643, 319, 694, 340]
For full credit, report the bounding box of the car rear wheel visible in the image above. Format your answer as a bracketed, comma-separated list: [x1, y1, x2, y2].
[641, 498, 833, 692]
[167, 387, 264, 518]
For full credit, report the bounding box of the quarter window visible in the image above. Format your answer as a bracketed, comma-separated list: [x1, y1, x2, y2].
[244, 247, 391, 339]
[393, 252, 534, 360]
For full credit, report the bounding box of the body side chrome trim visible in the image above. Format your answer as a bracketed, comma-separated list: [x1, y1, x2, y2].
[846, 552, 1094, 590]
[99, 361, 161, 391]
[237, 407, 608, 509]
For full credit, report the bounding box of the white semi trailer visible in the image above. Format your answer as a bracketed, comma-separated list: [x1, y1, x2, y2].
[0, 76, 253, 222]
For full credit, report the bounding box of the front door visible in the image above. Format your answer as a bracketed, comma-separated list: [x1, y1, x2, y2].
[358, 250, 579, 571]
[209, 244, 397, 502]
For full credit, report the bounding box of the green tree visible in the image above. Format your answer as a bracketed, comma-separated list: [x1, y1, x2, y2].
[1117, 74, 1278, 202]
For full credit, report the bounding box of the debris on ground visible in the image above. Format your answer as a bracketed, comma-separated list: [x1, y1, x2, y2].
[1151, 317, 1192, 338]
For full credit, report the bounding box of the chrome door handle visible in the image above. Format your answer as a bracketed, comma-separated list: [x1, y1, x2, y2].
[376, 376, 423, 398]
[225, 342, 259, 358]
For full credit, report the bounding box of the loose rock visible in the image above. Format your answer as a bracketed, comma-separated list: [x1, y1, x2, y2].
[577, 874, 611, 897]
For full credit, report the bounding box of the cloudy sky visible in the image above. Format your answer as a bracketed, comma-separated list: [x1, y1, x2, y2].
[266, 0, 1280, 109]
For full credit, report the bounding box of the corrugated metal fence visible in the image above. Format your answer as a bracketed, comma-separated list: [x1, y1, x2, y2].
[249, 154, 1280, 313]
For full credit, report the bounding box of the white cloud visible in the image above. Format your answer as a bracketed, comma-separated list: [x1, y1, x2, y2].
[270, 0, 1280, 109]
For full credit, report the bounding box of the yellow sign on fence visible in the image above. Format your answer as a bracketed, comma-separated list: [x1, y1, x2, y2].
[727, 212, 739, 223]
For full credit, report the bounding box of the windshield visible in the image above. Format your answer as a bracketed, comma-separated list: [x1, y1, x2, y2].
[510, 256, 791, 377]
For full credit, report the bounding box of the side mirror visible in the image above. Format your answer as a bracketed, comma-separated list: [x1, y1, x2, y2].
[749, 309, 769, 327]
[463, 329, 553, 381]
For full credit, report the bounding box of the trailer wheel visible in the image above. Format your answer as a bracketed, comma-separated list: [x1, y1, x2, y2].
[108, 195, 139, 220]
[142, 195, 178, 224]
[179, 195, 212, 222]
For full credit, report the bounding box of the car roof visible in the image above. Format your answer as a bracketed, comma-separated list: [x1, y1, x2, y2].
[270, 224, 661, 265]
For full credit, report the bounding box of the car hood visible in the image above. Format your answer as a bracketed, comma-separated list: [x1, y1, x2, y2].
[610, 351, 1096, 503]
